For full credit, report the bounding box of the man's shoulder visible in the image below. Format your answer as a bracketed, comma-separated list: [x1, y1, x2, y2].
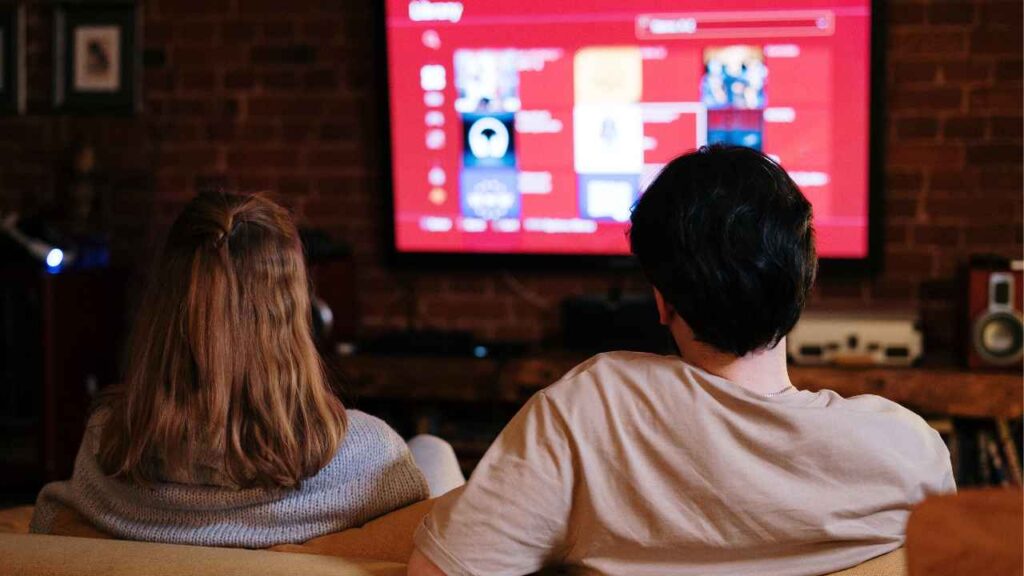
[542, 351, 685, 404]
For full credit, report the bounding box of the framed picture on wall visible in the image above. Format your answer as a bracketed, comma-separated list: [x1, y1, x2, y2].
[54, 4, 138, 114]
[0, 4, 23, 114]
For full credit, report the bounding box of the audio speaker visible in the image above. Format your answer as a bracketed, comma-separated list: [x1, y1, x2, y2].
[966, 259, 1023, 369]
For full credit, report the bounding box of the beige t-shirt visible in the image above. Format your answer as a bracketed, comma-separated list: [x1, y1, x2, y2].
[414, 352, 955, 576]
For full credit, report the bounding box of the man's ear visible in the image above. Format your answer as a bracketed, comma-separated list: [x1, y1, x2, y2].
[652, 288, 674, 326]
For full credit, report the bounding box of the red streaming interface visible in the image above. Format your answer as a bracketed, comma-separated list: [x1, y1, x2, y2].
[386, 0, 872, 258]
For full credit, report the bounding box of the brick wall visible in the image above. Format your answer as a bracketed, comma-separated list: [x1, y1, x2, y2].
[0, 0, 1020, 354]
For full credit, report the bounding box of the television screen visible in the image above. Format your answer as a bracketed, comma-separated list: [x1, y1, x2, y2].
[383, 0, 874, 260]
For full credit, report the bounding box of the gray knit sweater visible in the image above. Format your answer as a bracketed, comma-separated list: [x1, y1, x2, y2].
[29, 410, 429, 548]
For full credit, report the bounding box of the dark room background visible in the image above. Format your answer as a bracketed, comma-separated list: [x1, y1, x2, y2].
[0, 0, 1020, 355]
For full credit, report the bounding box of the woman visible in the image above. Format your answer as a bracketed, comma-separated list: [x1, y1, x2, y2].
[30, 192, 462, 548]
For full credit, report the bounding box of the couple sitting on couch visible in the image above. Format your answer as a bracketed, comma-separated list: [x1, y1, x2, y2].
[30, 146, 955, 576]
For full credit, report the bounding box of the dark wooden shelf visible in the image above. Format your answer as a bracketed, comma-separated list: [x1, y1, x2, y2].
[340, 353, 1022, 419]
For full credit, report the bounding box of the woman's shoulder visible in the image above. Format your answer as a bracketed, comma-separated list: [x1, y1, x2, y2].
[330, 410, 411, 465]
[312, 410, 428, 496]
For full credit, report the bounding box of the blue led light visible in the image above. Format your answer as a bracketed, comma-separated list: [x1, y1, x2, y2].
[473, 345, 488, 359]
[46, 248, 64, 268]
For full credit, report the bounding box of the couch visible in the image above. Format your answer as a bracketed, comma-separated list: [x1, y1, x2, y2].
[0, 499, 909, 575]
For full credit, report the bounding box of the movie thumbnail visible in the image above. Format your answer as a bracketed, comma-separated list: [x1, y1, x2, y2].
[701, 45, 767, 110]
[460, 168, 521, 221]
[454, 49, 520, 114]
[573, 104, 644, 175]
[462, 112, 517, 168]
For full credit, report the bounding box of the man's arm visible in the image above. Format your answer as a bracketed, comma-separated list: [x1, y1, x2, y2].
[405, 392, 575, 576]
[408, 548, 447, 576]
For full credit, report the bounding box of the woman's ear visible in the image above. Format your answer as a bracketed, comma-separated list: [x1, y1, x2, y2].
[652, 288, 674, 326]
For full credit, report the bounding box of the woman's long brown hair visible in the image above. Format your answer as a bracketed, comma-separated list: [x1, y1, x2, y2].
[98, 192, 346, 489]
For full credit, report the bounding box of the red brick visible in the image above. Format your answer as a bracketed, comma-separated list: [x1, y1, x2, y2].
[248, 97, 326, 116]
[276, 177, 312, 195]
[890, 30, 967, 57]
[885, 197, 920, 219]
[919, 279, 959, 302]
[302, 20, 344, 41]
[307, 146, 364, 168]
[929, 3, 974, 24]
[970, 27, 1023, 54]
[155, 0, 230, 15]
[180, 70, 216, 91]
[263, 21, 294, 41]
[238, 0, 321, 13]
[969, 87, 1024, 112]
[319, 121, 356, 141]
[994, 60, 1023, 81]
[155, 122, 203, 142]
[977, 169, 1024, 189]
[227, 147, 301, 169]
[158, 146, 219, 169]
[888, 3, 926, 25]
[236, 175, 277, 191]
[980, 2, 1024, 25]
[895, 117, 940, 139]
[282, 122, 318, 140]
[883, 249, 935, 277]
[239, 123, 280, 140]
[943, 117, 985, 139]
[262, 71, 300, 89]
[892, 62, 939, 83]
[886, 223, 910, 245]
[889, 87, 963, 111]
[250, 45, 318, 65]
[224, 70, 255, 89]
[965, 224, 1023, 246]
[886, 170, 925, 192]
[144, 70, 176, 92]
[194, 173, 232, 192]
[888, 143, 965, 167]
[221, 22, 257, 43]
[304, 69, 339, 90]
[926, 197, 1018, 221]
[941, 61, 991, 83]
[423, 296, 512, 322]
[176, 21, 219, 45]
[151, 97, 211, 116]
[991, 116, 1023, 139]
[929, 169, 974, 193]
[912, 225, 961, 247]
[965, 143, 1023, 164]
[146, 22, 175, 45]
[871, 278, 917, 301]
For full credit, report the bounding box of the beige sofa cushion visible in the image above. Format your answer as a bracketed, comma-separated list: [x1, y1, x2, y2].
[830, 549, 906, 576]
[0, 533, 403, 576]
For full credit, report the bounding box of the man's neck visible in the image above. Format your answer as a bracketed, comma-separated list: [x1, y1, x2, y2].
[670, 323, 792, 394]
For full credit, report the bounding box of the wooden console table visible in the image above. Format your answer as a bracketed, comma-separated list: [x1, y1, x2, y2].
[338, 352, 1021, 475]
[339, 353, 1022, 420]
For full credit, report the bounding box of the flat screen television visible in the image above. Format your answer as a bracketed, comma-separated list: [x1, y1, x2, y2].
[379, 0, 882, 270]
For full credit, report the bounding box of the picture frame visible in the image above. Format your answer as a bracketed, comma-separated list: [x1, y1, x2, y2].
[54, 3, 139, 114]
[0, 4, 23, 114]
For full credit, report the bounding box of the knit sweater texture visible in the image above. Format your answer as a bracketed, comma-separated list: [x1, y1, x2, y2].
[29, 410, 430, 548]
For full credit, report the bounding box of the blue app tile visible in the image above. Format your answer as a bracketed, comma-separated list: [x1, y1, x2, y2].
[460, 168, 520, 221]
[578, 174, 639, 223]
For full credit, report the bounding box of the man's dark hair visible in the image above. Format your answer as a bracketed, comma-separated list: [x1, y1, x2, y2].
[629, 145, 817, 356]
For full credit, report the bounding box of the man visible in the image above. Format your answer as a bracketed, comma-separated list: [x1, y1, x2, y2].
[408, 146, 955, 576]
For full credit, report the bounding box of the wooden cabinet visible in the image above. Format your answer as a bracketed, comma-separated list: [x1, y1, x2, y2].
[337, 352, 1022, 477]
